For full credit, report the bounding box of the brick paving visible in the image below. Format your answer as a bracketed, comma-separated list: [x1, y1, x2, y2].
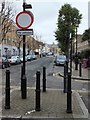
[1, 88, 87, 119]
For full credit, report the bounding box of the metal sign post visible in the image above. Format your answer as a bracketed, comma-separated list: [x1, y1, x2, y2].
[22, 1, 26, 99]
[16, 0, 34, 99]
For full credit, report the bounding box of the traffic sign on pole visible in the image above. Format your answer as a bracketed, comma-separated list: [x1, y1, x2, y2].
[16, 29, 33, 35]
[16, 11, 34, 29]
[25, 4, 32, 9]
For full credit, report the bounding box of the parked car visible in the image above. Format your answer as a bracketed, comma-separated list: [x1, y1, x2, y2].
[27, 54, 33, 61]
[55, 55, 66, 66]
[46, 52, 53, 56]
[8, 56, 21, 65]
[0, 57, 11, 69]
[32, 54, 37, 60]
[20, 55, 27, 62]
[42, 52, 46, 57]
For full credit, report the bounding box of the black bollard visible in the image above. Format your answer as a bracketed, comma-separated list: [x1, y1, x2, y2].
[43, 66, 46, 92]
[21, 75, 27, 99]
[35, 71, 41, 111]
[67, 72, 72, 113]
[79, 61, 82, 77]
[63, 63, 67, 93]
[66, 60, 68, 92]
[21, 66, 23, 91]
[5, 70, 10, 109]
[75, 57, 78, 70]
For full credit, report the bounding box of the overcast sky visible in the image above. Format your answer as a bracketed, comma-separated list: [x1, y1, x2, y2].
[1, 0, 89, 44]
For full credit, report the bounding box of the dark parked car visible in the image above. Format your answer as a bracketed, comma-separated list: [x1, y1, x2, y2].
[0, 57, 11, 69]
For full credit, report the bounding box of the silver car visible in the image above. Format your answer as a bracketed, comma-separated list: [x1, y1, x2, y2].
[8, 56, 21, 65]
[55, 55, 66, 66]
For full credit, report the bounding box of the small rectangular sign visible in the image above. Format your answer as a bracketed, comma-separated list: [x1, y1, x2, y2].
[25, 4, 32, 9]
[16, 29, 33, 35]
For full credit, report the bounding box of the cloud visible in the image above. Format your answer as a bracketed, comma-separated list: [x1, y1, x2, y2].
[6, 0, 89, 44]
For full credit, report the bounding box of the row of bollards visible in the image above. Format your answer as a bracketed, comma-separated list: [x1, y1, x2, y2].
[5, 64, 73, 113]
[5, 66, 46, 111]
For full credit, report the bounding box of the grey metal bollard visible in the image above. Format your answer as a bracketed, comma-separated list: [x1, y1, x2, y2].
[5, 70, 10, 109]
[35, 71, 41, 111]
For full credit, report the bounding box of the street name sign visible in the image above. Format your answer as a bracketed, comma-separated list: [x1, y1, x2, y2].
[16, 11, 34, 29]
[16, 29, 33, 35]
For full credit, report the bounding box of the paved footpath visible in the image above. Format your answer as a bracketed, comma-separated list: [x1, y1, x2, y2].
[0, 62, 89, 120]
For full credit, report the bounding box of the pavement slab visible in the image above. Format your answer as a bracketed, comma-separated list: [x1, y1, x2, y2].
[1, 87, 89, 119]
[0, 61, 90, 120]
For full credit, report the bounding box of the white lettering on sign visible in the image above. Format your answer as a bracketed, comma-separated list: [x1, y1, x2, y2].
[16, 29, 33, 35]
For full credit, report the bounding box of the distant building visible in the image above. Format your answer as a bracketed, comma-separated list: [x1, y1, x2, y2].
[42, 43, 60, 54]
[73, 34, 90, 53]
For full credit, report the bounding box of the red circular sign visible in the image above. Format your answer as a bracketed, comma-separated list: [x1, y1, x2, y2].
[16, 11, 34, 29]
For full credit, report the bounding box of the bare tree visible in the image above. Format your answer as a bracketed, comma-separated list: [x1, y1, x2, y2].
[16, 35, 23, 56]
[0, 1, 15, 41]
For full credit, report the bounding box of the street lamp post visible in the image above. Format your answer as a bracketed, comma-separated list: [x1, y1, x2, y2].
[70, 33, 72, 75]
[75, 26, 78, 70]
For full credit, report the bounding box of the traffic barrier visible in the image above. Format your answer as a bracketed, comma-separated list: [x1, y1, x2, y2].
[79, 61, 82, 77]
[21, 75, 27, 99]
[35, 71, 41, 111]
[5, 70, 10, 109]
[43, 66, 46, 92]
[67, 72, 72, 113]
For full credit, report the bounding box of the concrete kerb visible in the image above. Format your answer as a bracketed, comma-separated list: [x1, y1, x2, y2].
[57, 72, 90, 81]
[72, 90, 89, 119]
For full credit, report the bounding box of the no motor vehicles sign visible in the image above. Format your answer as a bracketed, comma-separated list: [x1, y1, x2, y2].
[16, 11, 34, 29]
